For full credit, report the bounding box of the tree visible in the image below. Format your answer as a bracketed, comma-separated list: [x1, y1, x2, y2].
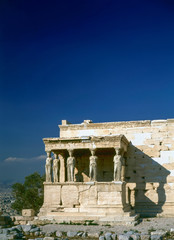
[11, 172, 45, 214]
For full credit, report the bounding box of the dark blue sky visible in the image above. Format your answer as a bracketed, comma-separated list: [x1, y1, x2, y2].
[0, 0, 174, 183]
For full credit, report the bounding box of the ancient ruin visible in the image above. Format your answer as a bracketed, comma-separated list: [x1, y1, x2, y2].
[39, 119, 174, 224]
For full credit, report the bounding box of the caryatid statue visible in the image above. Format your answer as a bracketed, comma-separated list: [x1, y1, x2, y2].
[45, 151, 52, 182]
[53, 153, 60, 182]
[89, 149, 97, 181]
[67, 149, 75, 182]
[113, 148, 123, 182]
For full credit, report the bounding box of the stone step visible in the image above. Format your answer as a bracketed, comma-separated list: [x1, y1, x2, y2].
[39, 215, 100, 221]
[48, 207, 134, 217]
[47, 211, 105, 217]
[39, 213, 140, 225]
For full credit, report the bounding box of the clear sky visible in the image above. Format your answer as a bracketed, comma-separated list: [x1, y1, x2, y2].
[0, 0, 174, 184]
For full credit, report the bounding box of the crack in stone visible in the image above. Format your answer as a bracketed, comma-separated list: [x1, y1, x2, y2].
[78, 185, 92, 193]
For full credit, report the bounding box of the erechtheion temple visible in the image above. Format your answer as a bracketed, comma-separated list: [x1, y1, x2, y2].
[39, 119, 174, 224]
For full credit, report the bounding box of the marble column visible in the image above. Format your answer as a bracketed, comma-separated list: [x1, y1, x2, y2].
[58, 152, 66, 183]
[89, 149, 97, 181]
[53, 153, 59, 182]
[121, 153, 126, 182]
[67, 149, 75, 182]
[45, 151, 52, 182]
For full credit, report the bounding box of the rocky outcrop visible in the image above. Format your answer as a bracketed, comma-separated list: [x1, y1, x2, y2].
[0, 223, 174, 240]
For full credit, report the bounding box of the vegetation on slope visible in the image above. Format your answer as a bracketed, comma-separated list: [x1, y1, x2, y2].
[11, 172, 45, 214]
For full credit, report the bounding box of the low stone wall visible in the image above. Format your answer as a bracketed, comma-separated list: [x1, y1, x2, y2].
[39, 182, 136, 224]
[41, 182, 126, 209]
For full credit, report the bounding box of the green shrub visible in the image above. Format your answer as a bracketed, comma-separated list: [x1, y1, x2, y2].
[11, 172, 45, 214]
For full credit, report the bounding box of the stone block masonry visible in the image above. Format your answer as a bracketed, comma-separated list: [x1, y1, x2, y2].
[39, 119, 174, 223]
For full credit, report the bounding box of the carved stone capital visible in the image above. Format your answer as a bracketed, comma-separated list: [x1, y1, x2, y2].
[54, 153, 58, 159]
[46, 151, 51, 158]
[90, 148, 97, 156]
[115, 147, 125, 156]
[68, 149, 74, 157]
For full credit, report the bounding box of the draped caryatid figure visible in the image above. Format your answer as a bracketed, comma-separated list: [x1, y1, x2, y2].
[89, 149, 97, 181]
[113, 148, 123, 181]
[53, 153, 59, 182]
[45, 151, 52, 182]
[67, 149, 75, 182]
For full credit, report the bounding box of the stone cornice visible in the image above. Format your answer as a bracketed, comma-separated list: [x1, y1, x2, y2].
[43, 135, 129, 152]
[58, 119, 174, 131]
[59, 120, 151, 131]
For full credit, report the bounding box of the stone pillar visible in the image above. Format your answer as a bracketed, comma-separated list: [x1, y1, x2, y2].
[58, 152, 66, 183]
[121, 154, 126, 182]
[53, 153, 60, 182]
[45, 151, 52, 182]
[130, 189, 136, 208]
[67, 149, 75, 182]
[113, 148, 123, 182]
[89, 149, 97, 181]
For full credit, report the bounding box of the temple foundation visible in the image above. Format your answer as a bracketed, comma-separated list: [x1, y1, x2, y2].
[39, 181, 138, 225]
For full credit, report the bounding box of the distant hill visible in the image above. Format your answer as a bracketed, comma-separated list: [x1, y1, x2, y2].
[0, 183, 18, 216]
